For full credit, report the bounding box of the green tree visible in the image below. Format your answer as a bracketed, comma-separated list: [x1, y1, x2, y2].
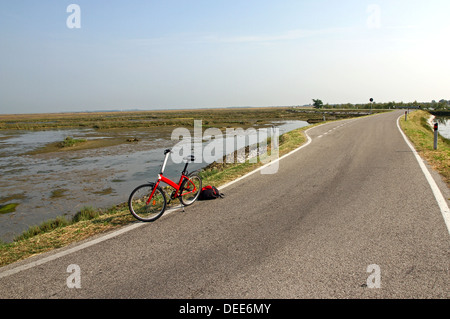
[312, 99, 323, 109]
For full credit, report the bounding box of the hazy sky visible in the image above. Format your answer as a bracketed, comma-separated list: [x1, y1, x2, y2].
[1, 0, 449, 114]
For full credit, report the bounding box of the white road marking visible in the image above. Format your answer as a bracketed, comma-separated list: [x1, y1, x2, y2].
[396, 116, 450, 235]
[0, 204, 184, 279]
[0, 222, 141, 279]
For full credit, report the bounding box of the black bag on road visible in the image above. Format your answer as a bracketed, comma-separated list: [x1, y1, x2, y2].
[199, 186, 224, 200]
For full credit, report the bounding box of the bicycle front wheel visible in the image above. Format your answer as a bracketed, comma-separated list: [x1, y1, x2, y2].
[128, 184, 167, 222]
[179, 173, 202, 206]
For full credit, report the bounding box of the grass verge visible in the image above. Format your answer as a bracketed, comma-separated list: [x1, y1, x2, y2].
[0, 205, 135, 267]
[399, 110, 450, 187]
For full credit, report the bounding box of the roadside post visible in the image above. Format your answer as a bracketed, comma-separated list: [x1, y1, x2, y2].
[434, 123, 438, 150]
[405, 111, 407, 121]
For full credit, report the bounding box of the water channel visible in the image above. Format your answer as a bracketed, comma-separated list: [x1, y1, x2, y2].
[434, 116, 450, 139]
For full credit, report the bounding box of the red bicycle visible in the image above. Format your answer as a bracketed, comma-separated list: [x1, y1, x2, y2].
[128, 149, 202, 222]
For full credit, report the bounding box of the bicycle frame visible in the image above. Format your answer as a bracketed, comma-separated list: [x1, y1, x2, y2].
[146, 150, 197, 204]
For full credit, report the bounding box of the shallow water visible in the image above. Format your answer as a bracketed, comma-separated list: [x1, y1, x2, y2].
[0, 120, 308, 242]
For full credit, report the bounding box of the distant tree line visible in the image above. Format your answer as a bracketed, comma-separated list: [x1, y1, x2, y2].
[311, 99, 450, 110]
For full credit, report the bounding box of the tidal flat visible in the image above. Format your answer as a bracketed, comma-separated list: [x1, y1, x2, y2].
[0, 106, 367, 131]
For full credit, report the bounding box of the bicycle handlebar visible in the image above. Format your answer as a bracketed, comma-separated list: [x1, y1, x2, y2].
[163, 149, 194, 162]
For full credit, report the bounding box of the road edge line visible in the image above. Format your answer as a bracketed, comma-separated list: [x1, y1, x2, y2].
[0, 222, 143, 279]
[0, 204, 184, 279]
[219, 125, 314, 190]
[396, 115, 450, 235]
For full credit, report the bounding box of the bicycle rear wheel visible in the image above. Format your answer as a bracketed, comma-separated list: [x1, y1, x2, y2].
[179, 173, 202, 206]
[128, 184, 166, 222]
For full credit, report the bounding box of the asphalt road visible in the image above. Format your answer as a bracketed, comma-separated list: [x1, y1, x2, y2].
[1, 110, 449, 299]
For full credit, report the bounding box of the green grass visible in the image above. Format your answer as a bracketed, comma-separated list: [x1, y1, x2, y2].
[399, 110, 450, 186]
[0, 203, 19, 215]
[0, 204, 135, 266]
[59, 136, 87, 148]
[92, 187, 115, 196]
[13, 206, 102, 242]
[71, 206, 100, 223]
[15, 216, 71, 241]
[50, 188, 68, 198]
